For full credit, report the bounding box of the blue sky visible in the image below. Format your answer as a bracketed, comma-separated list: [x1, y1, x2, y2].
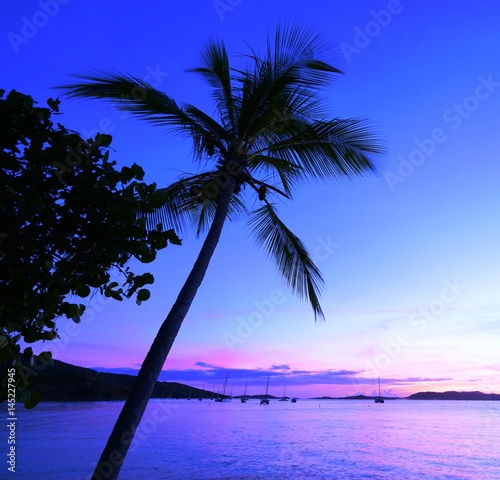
[2, 0, 500, 397]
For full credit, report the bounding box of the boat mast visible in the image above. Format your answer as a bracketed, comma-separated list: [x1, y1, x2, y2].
[260, 374, 270, 405]
[222, 372, 229, 397]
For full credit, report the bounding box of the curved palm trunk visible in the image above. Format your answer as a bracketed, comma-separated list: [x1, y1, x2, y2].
[91, 177, 235, 480]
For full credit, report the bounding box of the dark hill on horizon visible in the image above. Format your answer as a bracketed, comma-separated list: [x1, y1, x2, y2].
[14, 360, 216, 402]
[312, 395, 400, 400]
[6, 360, 500, 402]
[313, 392, 500, 401]
[407, 391, 500, 400]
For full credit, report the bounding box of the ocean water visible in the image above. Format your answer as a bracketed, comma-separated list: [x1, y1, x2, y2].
[9, 399, 500, 479]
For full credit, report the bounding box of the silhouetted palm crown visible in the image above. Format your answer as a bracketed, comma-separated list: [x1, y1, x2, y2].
[61, 25, 382, 319]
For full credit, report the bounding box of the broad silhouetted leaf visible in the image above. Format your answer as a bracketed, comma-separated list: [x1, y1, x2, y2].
[136, 289, 151, 302]
[24, 390, 41, 409]
[1, 89, 180, 403]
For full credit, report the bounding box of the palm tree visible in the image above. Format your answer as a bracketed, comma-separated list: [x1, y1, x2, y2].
[60, 24, 383, 480]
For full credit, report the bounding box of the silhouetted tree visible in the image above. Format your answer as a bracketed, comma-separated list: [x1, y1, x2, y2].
[0, 89, 180, 407]
[61, 24, 384, 479]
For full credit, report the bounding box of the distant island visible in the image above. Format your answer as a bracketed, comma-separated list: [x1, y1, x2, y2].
[314, 391, 500, 401]
[407, 391, 500, 401]
[312, 395, 400, 400]
[4, 360, 500, 403]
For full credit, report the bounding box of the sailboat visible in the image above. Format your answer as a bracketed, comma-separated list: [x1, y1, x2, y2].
[215, 373, 232, 402]
[214, 385, 221, 401]
[279, 385, 288, 401]
[260, 375, 270, 405]
[240, 381, 249, 403]
[374, 377, 385, 404]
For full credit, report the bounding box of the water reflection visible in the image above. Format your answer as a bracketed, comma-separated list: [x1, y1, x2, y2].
[15, 399, 500, 479]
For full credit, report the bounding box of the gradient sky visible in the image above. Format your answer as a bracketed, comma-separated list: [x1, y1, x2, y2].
[2, 0, 500, 398]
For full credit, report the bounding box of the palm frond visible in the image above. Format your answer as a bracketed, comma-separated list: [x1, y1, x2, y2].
[247, 155, 303, 196]
[247, 202, 324, 319]
[58, 72, 225, 160]
[143, 174, 209, 235]
[245, 175, 289, 201]
[251, 118, 384, 180]
[192, 193, 247, 237]
[189, 40, 238, 134]
[56, 25, 384, 324]
[184, 103, 229, 156]
[237, 24, 342, 141]
[147, 174, 247, 237]
[271, 23, 342, 86]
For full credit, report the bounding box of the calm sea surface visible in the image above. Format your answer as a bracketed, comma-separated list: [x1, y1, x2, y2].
[9, 399, 500, 479]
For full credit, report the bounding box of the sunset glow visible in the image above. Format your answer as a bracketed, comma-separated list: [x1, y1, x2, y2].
[4, 0, 500, 399]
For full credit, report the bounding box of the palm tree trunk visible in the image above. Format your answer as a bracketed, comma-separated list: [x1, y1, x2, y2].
[91, 177, 236, 480]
